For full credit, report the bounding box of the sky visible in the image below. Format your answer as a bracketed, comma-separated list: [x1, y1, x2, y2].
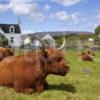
[0, 0, 100, 34]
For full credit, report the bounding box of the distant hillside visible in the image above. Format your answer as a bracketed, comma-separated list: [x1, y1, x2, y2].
[21, 31, 93, 39]
[33, 31, 93, 37]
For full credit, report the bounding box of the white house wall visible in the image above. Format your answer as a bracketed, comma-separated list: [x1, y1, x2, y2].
[0, 29, 5, 35]
[5, 33, 21, 47]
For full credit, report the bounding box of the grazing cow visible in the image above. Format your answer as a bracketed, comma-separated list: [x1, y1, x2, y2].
[79, 51, 95, 61]
[0, 47, 14, 61]
[0, 37, 70, 94]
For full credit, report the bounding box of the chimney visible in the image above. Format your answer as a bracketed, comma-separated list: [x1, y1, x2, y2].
[18, 19, 21, 25]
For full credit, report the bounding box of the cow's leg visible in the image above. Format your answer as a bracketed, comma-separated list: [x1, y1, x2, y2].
[14, 80, 34, 94]
[34, 81, 44, 92]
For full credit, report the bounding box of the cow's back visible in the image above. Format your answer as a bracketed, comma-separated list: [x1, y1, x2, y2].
[0, 52, 45, 87]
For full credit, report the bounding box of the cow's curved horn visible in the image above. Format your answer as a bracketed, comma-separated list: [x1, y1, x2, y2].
[58, 38, 66, 50]
[31, 36, 45, 51]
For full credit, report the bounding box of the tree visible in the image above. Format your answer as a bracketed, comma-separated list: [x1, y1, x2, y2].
[79, 34, 89, 42]
[95, 26, 100, 35]
[94, 36, 100, 45]
[0, 33, 8, 47]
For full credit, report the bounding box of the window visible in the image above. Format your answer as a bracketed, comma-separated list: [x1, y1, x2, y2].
[10, 26, 15, 33]
[10, 37, 14, 43]
[11, 28, 14, 32]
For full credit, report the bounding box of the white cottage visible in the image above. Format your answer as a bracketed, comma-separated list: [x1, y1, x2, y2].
[0, 24, 21, 47]
[42, 34, 56, 47]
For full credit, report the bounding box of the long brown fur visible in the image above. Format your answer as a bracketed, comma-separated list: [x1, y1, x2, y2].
[0, 47, 14, 61]
[0, 48, 69, 94]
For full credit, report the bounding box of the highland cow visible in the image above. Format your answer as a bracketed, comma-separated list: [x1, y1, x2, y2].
[0, 37, 69, 94]
[79, 51, 95, 61]
[0, 47, 14, 61]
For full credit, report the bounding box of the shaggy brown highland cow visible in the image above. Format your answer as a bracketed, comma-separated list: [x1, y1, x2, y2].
[79, 51, 95, 61]
[0, 37, 70, 94]
[0, 47, 14, 61]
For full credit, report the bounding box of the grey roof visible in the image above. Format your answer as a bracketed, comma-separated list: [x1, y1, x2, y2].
[0, 24, 21, 33]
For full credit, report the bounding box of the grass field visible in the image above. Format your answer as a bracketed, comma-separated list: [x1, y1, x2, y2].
[0, 50, 100, 100]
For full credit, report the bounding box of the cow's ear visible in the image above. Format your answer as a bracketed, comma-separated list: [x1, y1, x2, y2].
[41, 51, 50, 63]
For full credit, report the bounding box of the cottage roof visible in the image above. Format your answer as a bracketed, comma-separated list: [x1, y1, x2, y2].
[42, 34, 55, 40]
[0, 24, 21, 33]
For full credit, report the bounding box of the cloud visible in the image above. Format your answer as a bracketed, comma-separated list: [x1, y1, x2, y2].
[91, 13, 100, 29]
[96, 13, 100, 20]
[0, 0, 45, 23]
[49, 11, 86, 25]
[71, 13, 78, 20]
[9, 0, 38, 16]
[55, 11, 69, 21]
[29, 12, 46, 23]
[71, 13, 86, 25]
[0, 4, 9, 12]
[71, 13, 81, 24]
[43, 4, 51, 11]
[0, 0, 86, 25]
[93, 23, 98, 29]
[51, 0, 82, 6]
[0, 0, 36, 14]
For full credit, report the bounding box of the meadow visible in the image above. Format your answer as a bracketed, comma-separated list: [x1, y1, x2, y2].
[0, 50, 100, 100]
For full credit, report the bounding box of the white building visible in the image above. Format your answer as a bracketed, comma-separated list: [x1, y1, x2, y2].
[0, 24, 21, 47]
[42, 34, 56, 47]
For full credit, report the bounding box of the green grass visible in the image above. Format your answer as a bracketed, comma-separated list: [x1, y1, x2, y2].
[0, 51, 100, 100]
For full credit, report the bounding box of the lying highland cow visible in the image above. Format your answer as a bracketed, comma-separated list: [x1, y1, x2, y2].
[79, 51, 95, 61]
[0, 47, 14, 61]
[0, 37, 70, 94]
